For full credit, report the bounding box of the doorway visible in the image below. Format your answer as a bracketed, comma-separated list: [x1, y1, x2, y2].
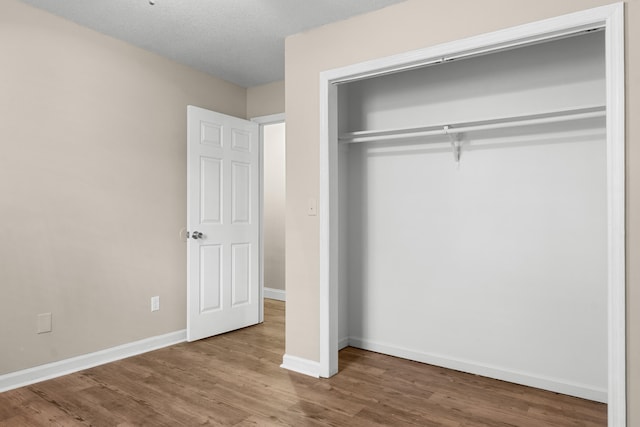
[253, 114, 286, 308]
[262, 121, 286, 302]
[186, 110, 285, 336]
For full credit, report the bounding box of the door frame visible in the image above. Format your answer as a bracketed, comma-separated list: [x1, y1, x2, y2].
[252, 113, 286, 323]
[319, 3, 625, 425]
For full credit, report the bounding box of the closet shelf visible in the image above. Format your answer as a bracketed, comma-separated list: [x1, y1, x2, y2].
[339, 105, 606, 144]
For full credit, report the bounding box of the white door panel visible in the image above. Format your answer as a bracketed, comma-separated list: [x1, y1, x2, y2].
[187, 106, 260, 341]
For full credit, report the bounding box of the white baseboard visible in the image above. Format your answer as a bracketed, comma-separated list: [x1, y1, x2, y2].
[280, 354, 320, 378]
[338, 337, 350, 350]
[264, 287, 286, 301]
[0, 329, 186, 393]
[347, 337, 607, 403]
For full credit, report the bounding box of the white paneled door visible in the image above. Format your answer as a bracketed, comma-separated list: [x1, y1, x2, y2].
[187, 106, 260, 341]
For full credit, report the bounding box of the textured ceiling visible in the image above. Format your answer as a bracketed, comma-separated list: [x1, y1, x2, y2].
[19, 0, 407, 87]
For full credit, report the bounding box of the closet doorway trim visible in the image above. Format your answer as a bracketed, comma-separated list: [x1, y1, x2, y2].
[319, 3, 625, 426]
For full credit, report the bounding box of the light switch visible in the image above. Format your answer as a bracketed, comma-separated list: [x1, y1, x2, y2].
[307, 198, 317, 216]
[37, 313, 52, 334]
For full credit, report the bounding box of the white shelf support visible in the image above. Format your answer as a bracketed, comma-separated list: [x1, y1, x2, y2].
[444, 125, 462, 166]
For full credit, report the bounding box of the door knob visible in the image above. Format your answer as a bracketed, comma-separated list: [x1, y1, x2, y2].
[191, 231, 204, 239]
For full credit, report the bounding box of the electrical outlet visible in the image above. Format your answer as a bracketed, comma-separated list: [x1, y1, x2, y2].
[37, 313, 52, 334]
[151, 296, 160, 312]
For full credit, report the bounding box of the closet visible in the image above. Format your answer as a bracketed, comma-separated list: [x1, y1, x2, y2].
[335, 30, 607, 401]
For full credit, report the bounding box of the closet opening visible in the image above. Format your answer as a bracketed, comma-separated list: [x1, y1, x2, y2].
[320, 4, 624, 425]
[339, 28, 607, 396]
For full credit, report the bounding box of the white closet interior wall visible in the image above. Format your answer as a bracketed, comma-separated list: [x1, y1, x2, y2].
[337, 31, 607, 401]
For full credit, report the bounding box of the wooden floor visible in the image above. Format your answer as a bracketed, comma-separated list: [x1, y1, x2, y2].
[0, 300, 606, 426]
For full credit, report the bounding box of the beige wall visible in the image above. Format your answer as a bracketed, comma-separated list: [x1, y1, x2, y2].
[284, 0, 639, 422]
[0, 0, 248, 374]
[247, 80, 285, 119]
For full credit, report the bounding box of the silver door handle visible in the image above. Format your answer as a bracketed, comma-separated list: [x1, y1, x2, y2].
[191, 231, 204, 239]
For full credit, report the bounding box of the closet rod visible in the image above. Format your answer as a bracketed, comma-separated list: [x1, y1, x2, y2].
[340, 105, 605, 144]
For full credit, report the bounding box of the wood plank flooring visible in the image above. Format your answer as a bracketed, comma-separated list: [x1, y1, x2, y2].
[0, 300, 606, 426]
